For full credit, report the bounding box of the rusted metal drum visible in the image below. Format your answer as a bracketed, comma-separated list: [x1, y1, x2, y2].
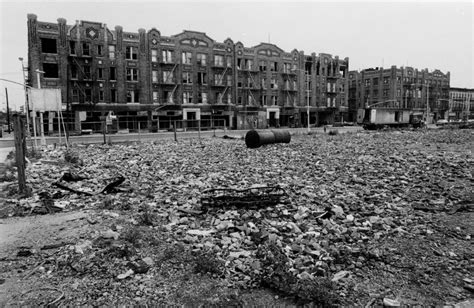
[245, 130, 291, 148]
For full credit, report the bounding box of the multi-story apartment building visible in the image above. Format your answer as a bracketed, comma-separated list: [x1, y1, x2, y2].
[449, 87, 473, 121]
[26, 14, 349, 133]
[348, 66, 450, 123]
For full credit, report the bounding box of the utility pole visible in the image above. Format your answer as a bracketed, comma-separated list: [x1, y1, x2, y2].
[426, 81, 430, 124]
[306, 72, 310, 133]
[5, 88, 11, 133]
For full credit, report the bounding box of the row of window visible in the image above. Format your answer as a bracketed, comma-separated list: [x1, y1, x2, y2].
[71, 88, 304, 106]
[42, 39, 315, 73]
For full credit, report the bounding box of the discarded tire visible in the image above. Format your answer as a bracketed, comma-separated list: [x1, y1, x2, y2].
[245, 130, 291, 148]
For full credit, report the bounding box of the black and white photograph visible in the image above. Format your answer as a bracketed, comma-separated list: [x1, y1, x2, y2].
[0, 0, 473, 306]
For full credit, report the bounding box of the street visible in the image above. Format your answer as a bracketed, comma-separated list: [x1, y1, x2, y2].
[0, 126, 362, 150]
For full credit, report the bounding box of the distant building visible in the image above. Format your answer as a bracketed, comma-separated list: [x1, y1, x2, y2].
[449, 87, 473, 121]
[348, 66, 450, 123]
[26, 14, 349, 134]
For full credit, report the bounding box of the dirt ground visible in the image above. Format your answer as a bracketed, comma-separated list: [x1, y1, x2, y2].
[0, 129, 473, 307]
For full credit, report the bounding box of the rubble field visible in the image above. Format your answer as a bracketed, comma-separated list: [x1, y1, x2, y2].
[0, 129, 473, 307]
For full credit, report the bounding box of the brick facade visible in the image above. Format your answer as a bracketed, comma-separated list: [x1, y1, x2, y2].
[348, 66, 450, 123]
[27, 14, 349, 133]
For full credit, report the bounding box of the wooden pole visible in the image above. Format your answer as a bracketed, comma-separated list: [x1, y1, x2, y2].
[13, 115, 27, 194]
[173, 120, 177, 142]
[5, 88, 11, 133]
[198, 119, 201, 141]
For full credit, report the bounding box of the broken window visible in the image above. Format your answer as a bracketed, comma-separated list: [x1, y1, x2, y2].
[126, 46, 138, 60]
[247, 77, 253, 88]
[271, 77, 278, 89]
[82, 43, 90, 56]
[111, 89, 117, 103]
[83, 66, 91, 80]
[126, 68, 138, 81]
[97, 68, 104, 79]
[214, 55, 224, 66]
[237, 77, 243, 88]
[162, 50, 173, 63]
[127, 90, 139, 103]
[183, 92, 193, 104]
[72, 89, 79, 103]
[152, 71, 158, 82]
[259, 60, 267, 72]
[198, 92, 208, 104]
[197, 53, 207, 66]
[182, 72, 192, 84]
[85, 89, 92, 103]
[151, 49, 158, 62]
[237, 58, 243, 70]
[245, 59, 253, 70]
[69, 41, 76, 55]
[271, 96, 277, 105]
[182, 51, 192, 64]
[197, 72, 207, 85]
[270, 62, 278, 72]
[41, 38, 57, 54]
[97, 45, 103, 56]
[340, 66, 346, 78]
[71, 65, 78, 79]
[108, 45, 115, 59]
[110, 67, 116, 80]
[305, 61, 312, 75]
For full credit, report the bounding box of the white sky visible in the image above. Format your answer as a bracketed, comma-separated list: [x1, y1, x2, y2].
[1, 0, 473, 111]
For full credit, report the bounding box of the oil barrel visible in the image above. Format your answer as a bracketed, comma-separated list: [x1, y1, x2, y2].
[245, 130, 291, 148]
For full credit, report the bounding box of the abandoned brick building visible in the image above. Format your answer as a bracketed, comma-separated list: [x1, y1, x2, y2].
[348, 66, 451, 123]
[27, 14, 350, 133]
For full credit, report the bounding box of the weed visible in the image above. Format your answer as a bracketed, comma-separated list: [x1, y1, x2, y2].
[193, 250, 224, 276]
[138, 203, 157, 226]
[64, 150, 83, 165]
[328, 130, 339, 136]
[120, 226, 143, 247]
[256, 241, 339, 306]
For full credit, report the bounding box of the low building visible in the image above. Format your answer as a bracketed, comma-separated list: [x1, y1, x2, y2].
[348, 66, 450, 124]
[26, 14, 349, 134]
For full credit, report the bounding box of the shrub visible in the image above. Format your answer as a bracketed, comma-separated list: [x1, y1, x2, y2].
[328, 130, 339, 136]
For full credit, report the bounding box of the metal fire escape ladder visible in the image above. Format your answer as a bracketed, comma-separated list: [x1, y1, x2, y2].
[169, 64, 178, 104]
[70, 57, 87, 98]
[247, 71, 258, 105]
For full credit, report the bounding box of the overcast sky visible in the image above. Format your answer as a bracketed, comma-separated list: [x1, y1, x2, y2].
[1, 0, 473, 110]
